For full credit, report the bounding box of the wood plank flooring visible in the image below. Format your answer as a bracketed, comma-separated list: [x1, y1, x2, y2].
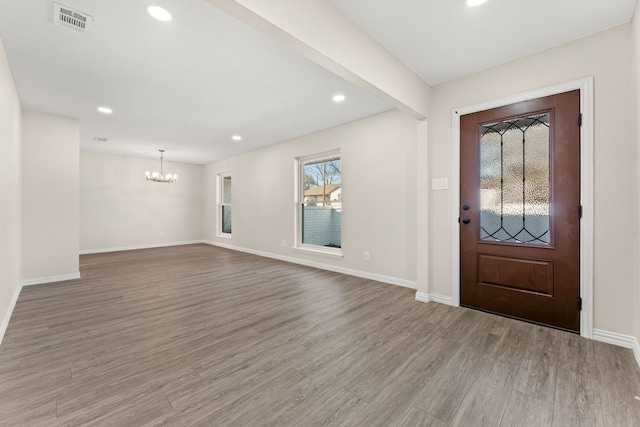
[1, 244, 640, 425]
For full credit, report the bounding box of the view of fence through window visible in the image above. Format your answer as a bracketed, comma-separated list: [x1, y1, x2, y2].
[301, 156, 341, 248]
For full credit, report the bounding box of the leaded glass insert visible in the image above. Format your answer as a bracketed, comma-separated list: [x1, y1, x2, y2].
[480, 113, 550, 245]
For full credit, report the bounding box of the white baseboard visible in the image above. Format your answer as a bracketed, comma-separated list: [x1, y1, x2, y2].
[80, 240, 204, 255]
[593, 329, 640, 367]
[413, 297, 640, 367]
[415, 291, 454, 305]
[2, 272, 82, 347]
[0, 282, 22, 347]
[203, 240, 417, 290]
[21, 272, 81, 287]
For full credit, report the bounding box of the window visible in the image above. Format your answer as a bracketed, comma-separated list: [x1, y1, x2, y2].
[296, 150, 341, 255]
[218, 173, 232, 235]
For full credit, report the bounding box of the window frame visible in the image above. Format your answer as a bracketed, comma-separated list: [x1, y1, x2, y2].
[217, 172, 232, 238]
[294, 149, 343, 258]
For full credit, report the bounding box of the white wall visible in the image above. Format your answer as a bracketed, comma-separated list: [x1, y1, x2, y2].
[204, 110, 418, 284]
[422, 24, 634, 336]
[631, 5, 640, 348]
[0, 36, 22, 341]
[80, 151, 203, 252]
[22, 110, 79, 282]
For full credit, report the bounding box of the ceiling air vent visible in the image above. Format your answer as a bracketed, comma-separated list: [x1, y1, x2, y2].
[54, 3, 93, 35]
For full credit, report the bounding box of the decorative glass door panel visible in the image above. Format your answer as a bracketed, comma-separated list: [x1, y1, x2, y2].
[480, 113, 550, 245]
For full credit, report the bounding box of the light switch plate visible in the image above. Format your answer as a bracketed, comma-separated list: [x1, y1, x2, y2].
[432, 178, 448, 190]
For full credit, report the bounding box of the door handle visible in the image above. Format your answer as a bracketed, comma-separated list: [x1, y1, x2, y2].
[462, 218, 470, 224]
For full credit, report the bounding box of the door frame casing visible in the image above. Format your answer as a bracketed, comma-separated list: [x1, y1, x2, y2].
[450, 77, 594, 338]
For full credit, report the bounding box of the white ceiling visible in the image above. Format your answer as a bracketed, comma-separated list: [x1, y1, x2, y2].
[331, 0, 638, 85]
[0, 0, 637, 164]
[0, 0, 392, 164]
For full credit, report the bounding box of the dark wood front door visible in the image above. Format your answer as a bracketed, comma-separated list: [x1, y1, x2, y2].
[460, 90, 581, 332]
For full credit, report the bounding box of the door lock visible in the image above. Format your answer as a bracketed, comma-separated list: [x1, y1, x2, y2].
[462, 218, 471, 224]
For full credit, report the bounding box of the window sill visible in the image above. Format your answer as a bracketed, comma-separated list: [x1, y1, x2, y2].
[217, 234, 233, 239]
[293, 245, 343, 258]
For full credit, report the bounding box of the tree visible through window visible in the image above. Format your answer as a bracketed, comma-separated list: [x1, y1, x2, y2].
[300, 153, 341, 250]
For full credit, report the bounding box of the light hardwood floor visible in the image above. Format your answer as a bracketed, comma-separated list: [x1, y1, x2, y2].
[1, 244, 640, 426]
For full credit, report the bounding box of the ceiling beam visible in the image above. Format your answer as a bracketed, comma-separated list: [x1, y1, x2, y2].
[203, 0, 430, 119]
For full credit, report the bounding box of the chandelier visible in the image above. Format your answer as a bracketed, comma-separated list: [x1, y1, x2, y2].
[145, 149, 177, 183]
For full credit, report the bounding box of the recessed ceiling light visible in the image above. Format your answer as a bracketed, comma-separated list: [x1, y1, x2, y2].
[147, 5, 172, 22]
[232, 135, 242, 141]
[466, 0, 488, 6]
[97, 106, 113, 114]
[332, 94, 346, 103]
[93, 137, 109, 142]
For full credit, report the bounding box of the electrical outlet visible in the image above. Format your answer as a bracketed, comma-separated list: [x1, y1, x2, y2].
[282, 240, 286, 247]
[364, 251, 370, 261]
[160, 232, 165, 237]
